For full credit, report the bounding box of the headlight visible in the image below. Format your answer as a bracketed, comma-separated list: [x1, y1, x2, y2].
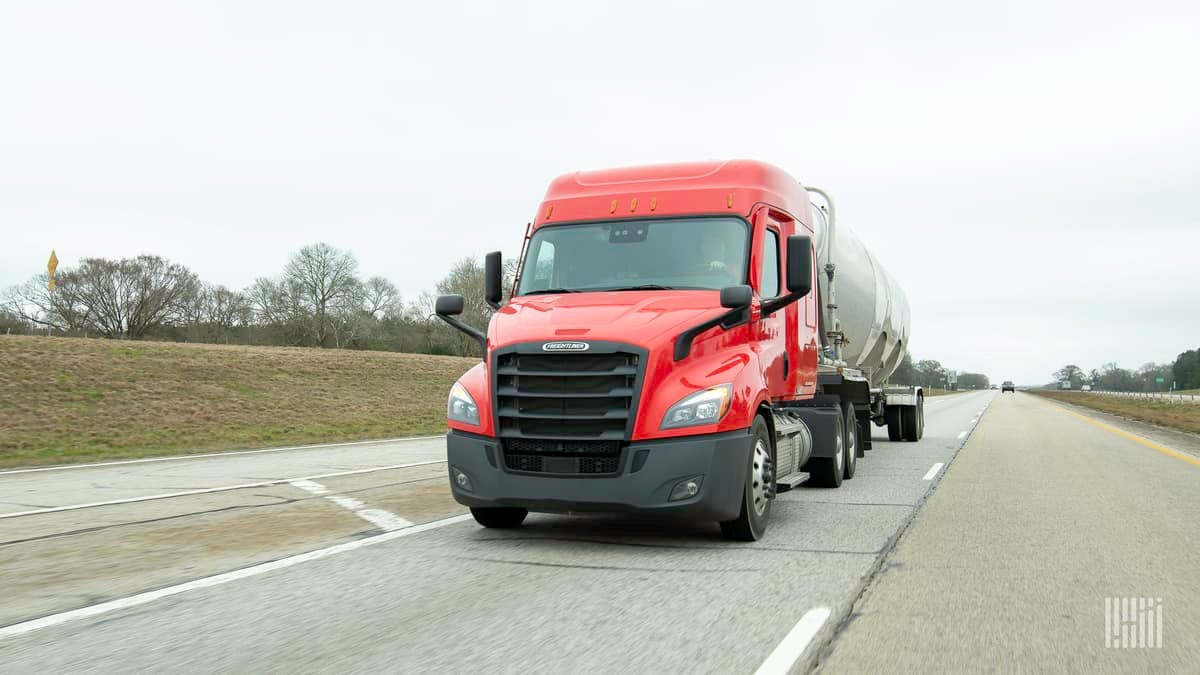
[448, 382, 480, 425]
[661, 384, 733, 429]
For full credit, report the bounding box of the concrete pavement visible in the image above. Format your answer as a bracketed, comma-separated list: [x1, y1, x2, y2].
[0, 392, 995, 673]
[817, 391, 1200, 673]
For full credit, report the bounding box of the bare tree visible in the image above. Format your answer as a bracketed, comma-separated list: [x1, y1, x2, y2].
[362, 276, 401, 318]
[283, 243, 360, 347]
[2, 273, 91, 333]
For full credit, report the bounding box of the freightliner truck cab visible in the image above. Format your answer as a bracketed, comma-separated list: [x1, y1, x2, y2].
[436, 160, 922, 541]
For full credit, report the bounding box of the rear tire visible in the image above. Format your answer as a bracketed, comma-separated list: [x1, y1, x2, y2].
[901, 397, 924, 442]
[470, 507, 528, 528]
[886, 407, 903, 441]
[720, 416, 774, 541]
[842, 401, 859, 479]
[806, 410, 845, 488]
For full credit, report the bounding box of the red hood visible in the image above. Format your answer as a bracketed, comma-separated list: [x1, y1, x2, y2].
[490, 291, 723, 349]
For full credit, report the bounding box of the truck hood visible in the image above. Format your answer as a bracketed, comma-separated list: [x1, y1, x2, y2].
[490, 291, 723, 349]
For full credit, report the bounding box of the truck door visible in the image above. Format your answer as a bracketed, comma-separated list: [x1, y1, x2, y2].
[754, 210, 794, 400]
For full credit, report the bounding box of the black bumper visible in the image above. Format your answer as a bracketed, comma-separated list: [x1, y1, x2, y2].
[446, 429, 753, 522]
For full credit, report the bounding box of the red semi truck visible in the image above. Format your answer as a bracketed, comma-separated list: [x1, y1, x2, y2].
[436, 160, 923, 540]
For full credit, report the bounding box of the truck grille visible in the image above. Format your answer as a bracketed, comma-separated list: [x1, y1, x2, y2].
[495, 351, 639, 440]
[502, 439, 623, 475]
[493, 346, 643, 476]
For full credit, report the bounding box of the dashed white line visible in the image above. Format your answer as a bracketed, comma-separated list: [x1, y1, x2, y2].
[969, 417, 978, 424]
[0, 513, 473, 640]
[0, 435, 445, 476]
[923, 463, 945, 480]
[0, 459, 446, 520]
[754, 606, 832, 675]
[291, 480, 414, 531]
[957, 431, 968, 440]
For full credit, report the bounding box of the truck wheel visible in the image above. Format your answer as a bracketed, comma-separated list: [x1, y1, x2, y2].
[901, 398, 924, 442]
[886, 407, 903, 441]
[470, 507, 528, 528]
[806, 410, 845, 488]
[842, 401, 859, 479]
[720, 416, 774, 541]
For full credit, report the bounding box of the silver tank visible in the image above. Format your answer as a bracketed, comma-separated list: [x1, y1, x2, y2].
[807, 197, 910, 386]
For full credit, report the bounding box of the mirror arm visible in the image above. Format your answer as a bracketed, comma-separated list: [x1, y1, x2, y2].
[760, 291, 804, 317]
[674, 307, 747, 361]
[435, 314, 486, 357]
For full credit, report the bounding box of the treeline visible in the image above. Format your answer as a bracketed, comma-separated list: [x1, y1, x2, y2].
[1, 243, 504, 357]
[889, 354, 989, 390]
[1050, 354, 1200, 392]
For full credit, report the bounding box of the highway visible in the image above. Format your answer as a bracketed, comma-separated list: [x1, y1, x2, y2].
[1, 390, 1197, 672]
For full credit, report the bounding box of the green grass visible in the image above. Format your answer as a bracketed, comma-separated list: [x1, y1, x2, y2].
[1031, 390, 1200, 435]
[0, 335, 476, 469]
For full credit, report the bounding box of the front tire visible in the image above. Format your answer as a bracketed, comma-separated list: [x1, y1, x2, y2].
[720, 416, 774, 541]
[470, 507, 528, 528]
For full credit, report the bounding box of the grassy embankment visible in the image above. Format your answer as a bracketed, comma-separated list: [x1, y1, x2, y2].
[0, 335, 475, 469]
[1031, 390, 1200, 435]
[924, 388, 971, 397]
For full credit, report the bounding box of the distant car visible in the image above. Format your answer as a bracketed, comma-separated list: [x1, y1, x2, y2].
[1002, 381, 1015, 392]
[1081, 384, 1092, 391]
[990, 384, 998, 390]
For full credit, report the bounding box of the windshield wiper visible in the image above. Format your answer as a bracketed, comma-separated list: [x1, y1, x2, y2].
[604, 284, 675, 291]
[524, 288, 583, 295]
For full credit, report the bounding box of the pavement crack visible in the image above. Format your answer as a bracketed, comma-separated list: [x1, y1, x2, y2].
[477, 536, 877, 556]
[453, 555, 764, 573]
[0, 497, 304, 548]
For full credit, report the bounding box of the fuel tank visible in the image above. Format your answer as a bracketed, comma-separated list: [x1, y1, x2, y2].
[807, 203, 910, 386]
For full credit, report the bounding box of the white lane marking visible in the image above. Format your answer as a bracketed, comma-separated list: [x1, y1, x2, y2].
[0, 435, 445, 476]
[288, 479, 329, 495]
[923, 463, 945, 480]
[0, 513, 473, 640]
[957, 431, 968, 440]
[290, 480, 414, 531]
[754, 606, 832, 675]
[970, 418, 978, 424]
[0, 459, 446, 520]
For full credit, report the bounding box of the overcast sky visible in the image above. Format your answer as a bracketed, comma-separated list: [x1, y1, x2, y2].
[2, 0, 1198, 385]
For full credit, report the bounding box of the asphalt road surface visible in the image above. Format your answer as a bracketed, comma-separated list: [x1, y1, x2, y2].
[1, 390, 1196, 673]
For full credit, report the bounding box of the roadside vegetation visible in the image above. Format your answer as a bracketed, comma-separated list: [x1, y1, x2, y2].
[1032, 390, 1200, 435]
[0, 335, 474, 469]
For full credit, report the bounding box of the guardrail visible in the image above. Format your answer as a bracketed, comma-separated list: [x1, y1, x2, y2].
[1077, 390, 1200, 405]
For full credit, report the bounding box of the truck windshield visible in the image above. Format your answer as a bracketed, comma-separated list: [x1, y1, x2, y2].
[517, 217, 749, 295]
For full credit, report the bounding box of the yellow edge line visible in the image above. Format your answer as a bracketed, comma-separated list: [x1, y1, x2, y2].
[1041, 397, 1200, 468]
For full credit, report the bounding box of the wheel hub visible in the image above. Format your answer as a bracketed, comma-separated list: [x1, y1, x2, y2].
[751, 439, 771, 516]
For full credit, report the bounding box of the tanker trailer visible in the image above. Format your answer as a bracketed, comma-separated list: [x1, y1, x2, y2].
[805, 186, 923, 444]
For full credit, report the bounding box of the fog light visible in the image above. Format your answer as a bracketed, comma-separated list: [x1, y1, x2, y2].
[669, 476, 703, 501]
[451, 467, 473, 491]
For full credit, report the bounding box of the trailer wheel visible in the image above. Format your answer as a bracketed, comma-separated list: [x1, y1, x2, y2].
[842, 401, 859, 479]
[886, 407, 903, 441]
[470, 507, 528, 529]
[901, 397, 924, 442]
[806, 410, 845, 488]
[720, 416, 774, 541]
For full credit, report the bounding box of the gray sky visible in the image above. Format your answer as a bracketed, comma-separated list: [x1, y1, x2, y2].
[3, 0, 1198, 385]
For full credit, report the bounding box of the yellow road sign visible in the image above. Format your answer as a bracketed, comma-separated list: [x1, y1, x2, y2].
[47, 250, 58, 292]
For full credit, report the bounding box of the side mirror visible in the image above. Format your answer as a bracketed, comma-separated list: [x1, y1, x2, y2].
[720, 284, 753, 309]
[484, 251, 503, 309]
[435, 294, 465, 316]
[786, 235, 813, 297]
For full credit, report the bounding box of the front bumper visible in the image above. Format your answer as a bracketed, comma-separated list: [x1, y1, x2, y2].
[446, 428, 753, 521]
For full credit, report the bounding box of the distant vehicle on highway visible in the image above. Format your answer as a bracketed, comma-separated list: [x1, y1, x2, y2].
[1001, 381, 1015, 392]
[990, 384, 998, 390]
[1081, 384, 1092, 391]
[435, 160, 925, 541]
